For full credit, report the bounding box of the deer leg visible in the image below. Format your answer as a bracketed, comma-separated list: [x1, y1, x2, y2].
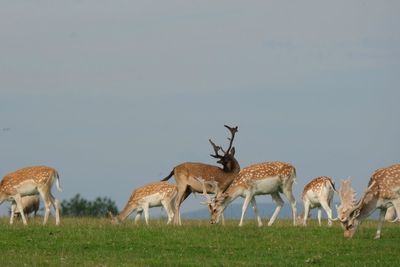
[374, 209, 387, 239]
[143, 204, 150, 225]
[317, 209, 322, 226]
[389, 200, 400, 222]
[239, 194, 253, 226]
[14, 195, 28, 225]
[302, 201, 310, 226]
[9, 202, 16, 224]
[161, 199, 174, 225]
[49, 192, 60, 225]
[174, 187, 186, 225]
[220, 213, 225, 225]
[250, 197, 263, 227]
[175, 188, 191, 225]
[268, 192, 284, 226]
[282, 185, 297, 225]
[134, 211, 142, 224]
[38, 189, 52, 225]
[320, 199, 333, 227]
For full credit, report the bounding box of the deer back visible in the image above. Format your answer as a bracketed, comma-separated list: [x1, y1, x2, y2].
[1, 166, 58, 196]
[174, 162, 240, 193]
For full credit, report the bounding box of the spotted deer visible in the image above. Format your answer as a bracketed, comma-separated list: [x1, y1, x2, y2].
[0, 166, 61, 225]
[205, 161, 297, 226]
[299, 176, 337, 226]
[161, 125, 240, 225]
[337, 163, 400, 239]
[110, 182, 177, 225]
[10, 194, 40, 223]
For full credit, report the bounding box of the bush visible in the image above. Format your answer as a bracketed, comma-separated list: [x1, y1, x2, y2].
[61, 194, 118, 217]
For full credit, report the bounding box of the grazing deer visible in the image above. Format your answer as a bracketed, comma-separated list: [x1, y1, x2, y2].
[161, 125, 240, 225]
[10, 194, 40, 223]
[110, 182, 177, 225]
[299, 176, 337, 226]
[337, 163, 400, 239]
[205, 161, 297, 226]
[0, 166, 61, 225]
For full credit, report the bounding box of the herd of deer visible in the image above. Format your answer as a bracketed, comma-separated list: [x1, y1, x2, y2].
[0, 125, 399, 240]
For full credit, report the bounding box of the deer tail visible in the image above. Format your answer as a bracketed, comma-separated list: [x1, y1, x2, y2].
[161, 168, 175, 181]
[55, 171, 62, 192]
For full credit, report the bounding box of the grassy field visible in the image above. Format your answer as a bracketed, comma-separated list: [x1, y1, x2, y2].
[0, 217, 399, 266]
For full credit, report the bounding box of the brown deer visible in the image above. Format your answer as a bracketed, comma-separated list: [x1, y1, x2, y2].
[0, 166, 61, 225]
[337, 163, 400, 239]
[10, 194, 40, 224]
[204, 161, 297, 226]
[299, 176, 337, 226]
[110, 182, 177, 225]
[161, 125, 240, 225]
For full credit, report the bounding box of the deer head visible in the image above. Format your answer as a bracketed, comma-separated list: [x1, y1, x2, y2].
[209, 125, 238, 172]
[196, 178, 225, 223]
[337, 177, 376, 238]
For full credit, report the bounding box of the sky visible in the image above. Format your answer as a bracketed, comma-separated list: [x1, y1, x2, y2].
[0, 1, 399, 218]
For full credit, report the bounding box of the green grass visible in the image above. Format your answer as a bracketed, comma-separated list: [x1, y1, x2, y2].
[0, 217, 399, 266]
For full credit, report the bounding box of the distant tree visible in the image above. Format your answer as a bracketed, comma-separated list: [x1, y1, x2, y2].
[61, 194, 118, 217]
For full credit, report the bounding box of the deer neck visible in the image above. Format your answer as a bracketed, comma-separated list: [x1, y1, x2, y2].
[220, 185, 243, 209]
[222, 158, 240, 173]
[116, 202, 138, 222]
[357, 193, 379, 221]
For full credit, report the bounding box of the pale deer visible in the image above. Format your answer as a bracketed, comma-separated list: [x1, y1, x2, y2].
[10, 194, 40, 224]
[337, 163, 400, 239]
[161, 125, 240, 225]
[0, 166, 61, 225]
[110, 182, 177, 225]
[299, 176, 337, 226]
[206, 161, 297, 226]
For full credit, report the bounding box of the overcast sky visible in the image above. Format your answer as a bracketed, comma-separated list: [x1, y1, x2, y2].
[1, 1, 399, 217]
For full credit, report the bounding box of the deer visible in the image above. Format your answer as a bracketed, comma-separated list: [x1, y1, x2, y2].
[10, 194, 40, 223]
[337, 163, 400, 239]
[203, 161, 297, 226]
[0, 166, 61, 225]
[109, 182, 177, 225]
[299, 176, 337, 226]
[161, 125, 240, 225]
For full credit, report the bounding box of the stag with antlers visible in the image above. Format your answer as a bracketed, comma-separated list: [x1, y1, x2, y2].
[161, 125, 240, 225]
[337, 163, 400, 239]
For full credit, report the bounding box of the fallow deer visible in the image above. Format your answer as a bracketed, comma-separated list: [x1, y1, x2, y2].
[206, 161, 297, 226]
[161, 125, 240, 225]
[0, 166, 61, 225]
[10, 194, 40, 224]
[299, 176, 337, 226]
[110, 182, 177, 225]
[337, 163, 400, 239]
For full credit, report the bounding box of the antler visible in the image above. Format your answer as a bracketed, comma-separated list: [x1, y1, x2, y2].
[209, 139, 223, 159]
[196, 178, 219, 205]
[339, 177, 357, 206]
[209, 125, 238, 157]
[223, 125, 238, 154]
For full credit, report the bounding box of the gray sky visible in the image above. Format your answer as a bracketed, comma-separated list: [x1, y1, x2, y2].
[1, 1, 399, 217]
